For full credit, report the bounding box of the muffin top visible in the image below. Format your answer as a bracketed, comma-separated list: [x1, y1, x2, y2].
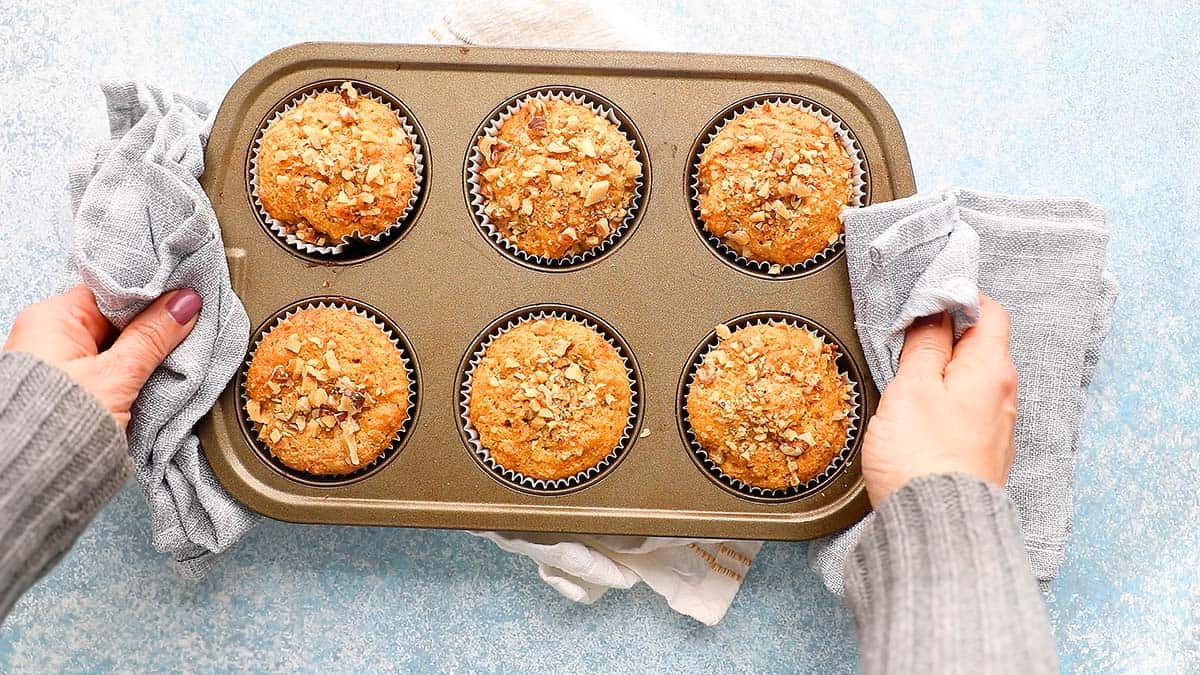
[257, 82, 418, 246]
[475, 97, 641, 259]
[685, 323, 854, 490]
[467, 317, 632, 480]
[245, 307, 410, 476]
[696, 103, 854, 268]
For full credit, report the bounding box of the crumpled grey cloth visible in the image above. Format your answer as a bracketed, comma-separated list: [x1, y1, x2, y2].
[70, 81, 257, 577]
[809, 188, 1118, 593]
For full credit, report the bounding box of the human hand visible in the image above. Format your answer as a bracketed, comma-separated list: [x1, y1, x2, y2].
[4, 285, 201, 428]
[860, 295, 1018, 506]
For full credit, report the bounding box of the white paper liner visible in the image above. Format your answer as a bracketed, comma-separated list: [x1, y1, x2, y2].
[689, 95, 869, 277]
[459, 309, 640, 492]
[248, 81, 426, 256]
[681, 314, 862, 500]
[240, 299, 417, 482]
[466, 87, 645, 268]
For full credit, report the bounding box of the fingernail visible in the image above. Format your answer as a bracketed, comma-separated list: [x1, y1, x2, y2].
[165, 289, 202, 324]
[912, 313, 943, 329]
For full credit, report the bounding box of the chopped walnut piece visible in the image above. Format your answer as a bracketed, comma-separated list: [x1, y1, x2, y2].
[324, 350, 341, 373]
[583, 180, 609, 207]
[563, 363, 585, 383]
[343, 431, 360, 466]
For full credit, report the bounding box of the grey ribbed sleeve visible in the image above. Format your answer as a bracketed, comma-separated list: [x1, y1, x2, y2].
[0, 352, 128, 622]
[843, 473, 1058, 673]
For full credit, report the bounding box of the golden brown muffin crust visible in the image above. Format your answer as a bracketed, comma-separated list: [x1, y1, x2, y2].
[696, 103, 854, 267]
[468, 317, 633, 480]
[257, 82, 417, 245]
[475, 98, 641, 259]
[685, 323, 854, 489]
[245, 307, 410, 476]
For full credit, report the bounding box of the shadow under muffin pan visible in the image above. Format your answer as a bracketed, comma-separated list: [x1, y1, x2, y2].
[199, 43, 915, 542]
[246, 78, 431, 265]
[678, 311, 864, 503]
[236, 296, 421, 487]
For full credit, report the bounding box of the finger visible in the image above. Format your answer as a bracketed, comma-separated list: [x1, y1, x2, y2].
[897, 311, 953, 379]
[100, 289, 202, 388]
[951, 295, 1012, 366]
[61, 284, 116, 347]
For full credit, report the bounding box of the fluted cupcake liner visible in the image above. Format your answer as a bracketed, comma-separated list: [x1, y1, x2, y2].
[240, 298, 418, 485]
[466, 87, 645, 269]
[680, 313, 862, 501]
[459, 307, 640, 494]
[248, 80, 426, 257]
[689, 95, 869, 278]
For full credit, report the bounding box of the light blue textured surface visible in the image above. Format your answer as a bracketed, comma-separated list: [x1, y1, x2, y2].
[0, 1, 1197, 672]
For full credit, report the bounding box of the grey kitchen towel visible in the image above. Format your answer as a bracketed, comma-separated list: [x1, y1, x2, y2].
[70, 81, 257, 577]
[809, 188, 1117, 594]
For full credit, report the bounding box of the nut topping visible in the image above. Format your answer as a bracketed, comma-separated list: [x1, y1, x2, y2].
[583, 180, 609, 207]
[466, 317, 633, 481]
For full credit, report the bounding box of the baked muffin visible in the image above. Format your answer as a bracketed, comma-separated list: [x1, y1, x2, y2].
[474, 97, 641, 259]
[696, 103, 854, 267]
[467, 317, 632, 480]
[257, 82, 418, 246]
[685, 323, 854, 489]
[245, 307, 410, 475]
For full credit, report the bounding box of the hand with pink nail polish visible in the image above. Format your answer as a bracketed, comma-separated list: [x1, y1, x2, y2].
[860, 295, 1019, 506]
[4, 285, 201, 428]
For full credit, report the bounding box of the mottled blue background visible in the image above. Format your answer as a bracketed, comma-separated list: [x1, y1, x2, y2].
[1, 1, 1197, 672]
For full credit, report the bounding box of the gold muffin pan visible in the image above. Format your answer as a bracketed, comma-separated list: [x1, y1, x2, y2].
[199, 43, 915, 541]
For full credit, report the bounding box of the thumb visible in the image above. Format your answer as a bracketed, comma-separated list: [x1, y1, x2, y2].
[897, 311, 953, 379]
[102, 289, 202, 389]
